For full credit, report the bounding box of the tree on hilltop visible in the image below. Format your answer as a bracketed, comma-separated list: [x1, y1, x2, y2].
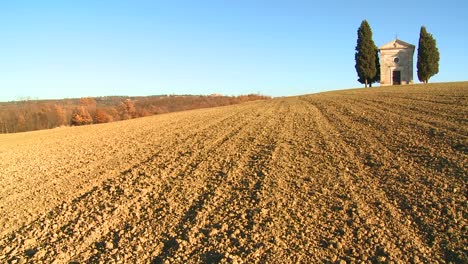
[355, 20, 379, 88]
[417, 26, 440, 83]
[371, 48, 380, 86]
[358, 47, 380, 87]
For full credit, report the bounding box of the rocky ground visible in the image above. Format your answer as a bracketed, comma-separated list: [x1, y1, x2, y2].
[0, 82, 466, 263]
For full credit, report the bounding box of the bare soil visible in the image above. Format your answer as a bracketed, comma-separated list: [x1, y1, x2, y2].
[0, 82, 466, 263]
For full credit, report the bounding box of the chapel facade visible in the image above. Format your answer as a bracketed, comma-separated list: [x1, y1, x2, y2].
[379, 39, 415, 85]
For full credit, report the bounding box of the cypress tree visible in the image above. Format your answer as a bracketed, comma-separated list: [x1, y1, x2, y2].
[361, 48, 380, 87]
[417, 26, 440, 83]
[355, 20, 378, 88]
[372, 48, 380, 85]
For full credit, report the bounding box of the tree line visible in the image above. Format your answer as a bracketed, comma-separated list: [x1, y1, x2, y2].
[355, 20, 440, 87]
[0, 94, 270, 133]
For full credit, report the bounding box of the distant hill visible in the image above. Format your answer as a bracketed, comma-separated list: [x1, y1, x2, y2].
[0, 94, 270, 133]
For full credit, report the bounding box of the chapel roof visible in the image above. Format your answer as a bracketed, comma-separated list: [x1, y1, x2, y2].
[379, 39, 415, 50]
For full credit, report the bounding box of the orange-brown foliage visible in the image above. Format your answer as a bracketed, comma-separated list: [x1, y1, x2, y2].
[79, 97, 97, 106]
[119, 100, 137, 120]
[94, 108, 113, 124]
[71, 107, 93, 126]
[0, 94, 270, 133]
[52, 105, 66, 126]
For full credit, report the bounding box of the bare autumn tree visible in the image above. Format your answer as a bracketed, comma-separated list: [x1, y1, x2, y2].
[53, 105, 66, 126]
[119, 99, 136, 120]
[44, 104, 66, 128]
[34, 107, 49, 130]
[15, 111, 27, 132]
[0, 117, 6, 133]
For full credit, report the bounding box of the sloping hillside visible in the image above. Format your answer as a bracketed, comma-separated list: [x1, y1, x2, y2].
[0, 82, 466, 263]
[0, 94, 269, 133]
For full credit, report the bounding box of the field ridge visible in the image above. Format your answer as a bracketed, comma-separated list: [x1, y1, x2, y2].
[0, 82, 466, 263]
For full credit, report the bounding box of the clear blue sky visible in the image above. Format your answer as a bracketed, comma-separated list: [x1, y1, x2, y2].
[1, 0, 466, 101]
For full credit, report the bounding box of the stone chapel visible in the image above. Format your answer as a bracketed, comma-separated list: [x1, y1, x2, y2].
[379, 39, 415, 85]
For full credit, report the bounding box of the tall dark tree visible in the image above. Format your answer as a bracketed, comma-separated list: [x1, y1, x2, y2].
[417, 26, 440, 83]
[359, 47, 380, 87]
[355, 20, 378, 88]
[371, 48, 380, 86]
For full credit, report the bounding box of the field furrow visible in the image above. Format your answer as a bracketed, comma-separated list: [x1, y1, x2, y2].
[0, 83, 466, 263]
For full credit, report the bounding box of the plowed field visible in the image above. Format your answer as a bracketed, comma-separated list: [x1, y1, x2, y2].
[0, 82, 466, 263]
